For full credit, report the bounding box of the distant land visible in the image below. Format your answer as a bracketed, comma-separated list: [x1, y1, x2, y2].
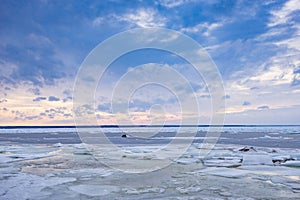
[0, 125, 299, 129]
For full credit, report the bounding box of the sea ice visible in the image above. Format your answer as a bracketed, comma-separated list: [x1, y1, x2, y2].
[0, 173, 76, 200]
[69, 184, 119, 197]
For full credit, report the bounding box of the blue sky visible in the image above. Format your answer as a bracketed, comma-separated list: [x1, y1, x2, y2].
[0, 0, 299, 125]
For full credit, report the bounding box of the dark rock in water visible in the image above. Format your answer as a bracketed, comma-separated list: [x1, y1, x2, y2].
[121, 134, 127, 138]
[239, 146, 256, 152]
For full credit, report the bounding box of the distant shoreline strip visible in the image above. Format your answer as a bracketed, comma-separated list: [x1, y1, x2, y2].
[0, 125, 299, 129]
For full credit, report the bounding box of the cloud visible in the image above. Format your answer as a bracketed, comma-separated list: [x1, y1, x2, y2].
[114, 8, 167, 28]
[0, 1, 80, 89]
[92, 16, 104, 27]
[128, 99, 153, 112]
[181, 22, 223, 37]
[294, 67, 300, 74]
[14, 111, 42, 121]
[198, 94, 211, 99]
[48, 96, 60, 101]
[24, 115, 41, 120]
[73, 104, 94, 117]
[243, 101, 251, 106]
[12, 106, 71, 121]
[223, 33, 299, 92]
[156, 0, 190, 8]
[44, 107, 69, 119]
[63, 89, 72, 96]
[97, 103, 112, 113]
[250, 87, 259, 90]
[63, 113, 72, 118]
[257, 105, 270, 110]
[223, 95, 230, 99]
[291, 76, 300, 86]
[1, 33, 67, 87]
[259, 0, 300, 52]
[0, 99, 8, 103]
[62, 89, 73, 102]
[268, 0, 300, 27]
[27, 88, 41, 95]
[249, 65, 294, 85]
[63, 96, 72, 102]
[33, 97, 47, 102]
[0, 60, 18, 87]
[27, 33, 53, 48]
[291, 66, 300, 86]
[0, 107, 8, 112]
[225, 105, 300, 124]
[210, 39, 281, 78]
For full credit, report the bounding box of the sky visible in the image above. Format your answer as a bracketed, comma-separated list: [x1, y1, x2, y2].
[0, 0, 300, 125]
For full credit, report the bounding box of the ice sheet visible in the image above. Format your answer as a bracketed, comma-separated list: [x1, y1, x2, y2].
[1, 126, 300, 199]
[0, 143, 299, 199]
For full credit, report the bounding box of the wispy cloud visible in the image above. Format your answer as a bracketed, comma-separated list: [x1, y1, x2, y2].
[156, 0, 191, 8]
[181, 22, 223, 37]
[268, 0, 300, 27]
[92, 16, 104, 27]
[114, 8, 167, 28]
[260, 0, 300, 52]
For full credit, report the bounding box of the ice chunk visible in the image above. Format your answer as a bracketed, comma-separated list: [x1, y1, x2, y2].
[271, 176, 300, 193]
[242, 154, 273, 165]
[281, 160, 300, 167]
[238, 165, 300, 176]
[219, 191, 232, 197]
[123, 187, 165, 194]
[176, 186, 202, 194]
[204, 157, 242, 167]
[176, 157, 200, 165]
[198, 167, 248, 178]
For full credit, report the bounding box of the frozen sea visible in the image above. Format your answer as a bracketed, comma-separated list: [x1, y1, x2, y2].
[0, 126, 299, 199]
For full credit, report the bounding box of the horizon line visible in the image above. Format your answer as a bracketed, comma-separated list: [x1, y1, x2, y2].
[0, 124, 300, 129]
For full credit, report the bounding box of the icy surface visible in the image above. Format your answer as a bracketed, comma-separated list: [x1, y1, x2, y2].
[0, 142, 299, 199]
[0, 126, 300, 199]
